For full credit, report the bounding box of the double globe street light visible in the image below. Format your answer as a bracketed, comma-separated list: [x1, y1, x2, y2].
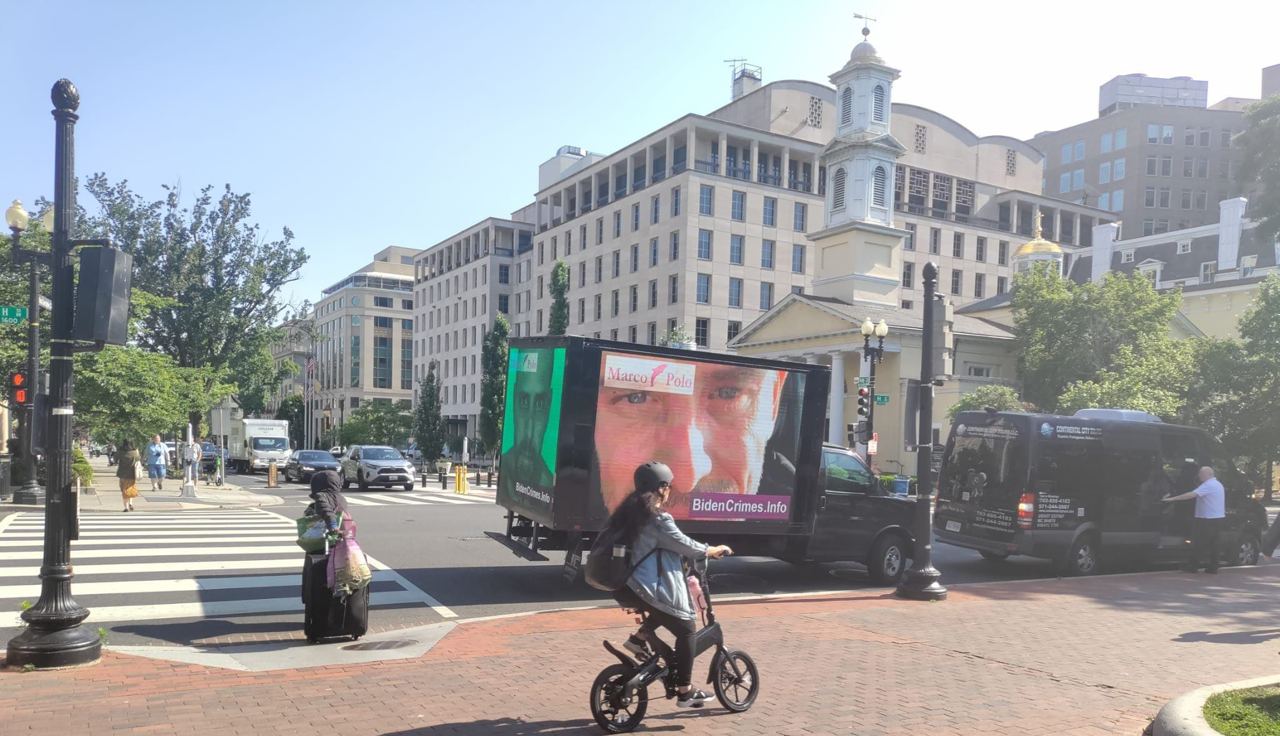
[857, 317, 889, 465]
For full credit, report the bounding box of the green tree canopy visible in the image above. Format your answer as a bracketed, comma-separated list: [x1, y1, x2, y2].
[479, 314, 509, 458]
[1012, 265, 1182, 411]
[339, 401, 413, 448]
[1058, 338, 1197, 418]
[275, 393, 306, 448]
[947, 384, 1026, 421]
[1235, 95, 1280, 242]
[548, 260, 569, 335]
[415, 361, 447, 460]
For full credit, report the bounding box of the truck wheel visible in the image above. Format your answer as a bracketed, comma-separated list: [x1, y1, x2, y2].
[868, 534, 910, 586]
[1060, 533, 1100, 576]
[403, 483, 414, 492]
[979, 551, 1009, 562]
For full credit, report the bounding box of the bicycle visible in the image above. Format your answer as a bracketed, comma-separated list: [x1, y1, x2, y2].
[589, 557, 759, 733]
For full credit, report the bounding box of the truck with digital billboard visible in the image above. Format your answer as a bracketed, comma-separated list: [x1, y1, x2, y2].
[488, 336, 917, 585]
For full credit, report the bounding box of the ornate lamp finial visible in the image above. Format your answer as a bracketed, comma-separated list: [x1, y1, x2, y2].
[51, 79, 80, 111]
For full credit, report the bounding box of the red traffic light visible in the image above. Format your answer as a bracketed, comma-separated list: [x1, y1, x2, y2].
[13, 388, 27, 405]
[9, 371, 30, 406]
[857, 387, 871, 397]
[10, 372, 25, 388]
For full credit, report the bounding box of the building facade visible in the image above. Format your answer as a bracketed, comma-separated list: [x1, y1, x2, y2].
[310, 246, 417, 447]
[265, 317, 313, 416]
[1032, 88, 1245, 238]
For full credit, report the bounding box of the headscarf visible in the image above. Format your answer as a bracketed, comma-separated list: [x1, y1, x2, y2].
[310, 469, 342, 495]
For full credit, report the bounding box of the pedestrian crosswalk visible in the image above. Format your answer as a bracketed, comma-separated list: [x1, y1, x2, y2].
[0, 508, 455, 625]
[297, 491, 495, 507]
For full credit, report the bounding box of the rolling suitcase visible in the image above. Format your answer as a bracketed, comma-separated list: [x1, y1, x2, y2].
[302, 544, 371, 643]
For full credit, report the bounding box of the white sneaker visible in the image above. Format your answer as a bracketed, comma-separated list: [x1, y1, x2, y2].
[676, 689, 708, 708]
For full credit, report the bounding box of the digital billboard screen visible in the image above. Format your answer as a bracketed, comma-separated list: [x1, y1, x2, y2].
[497, 346, 566, 518]
[593, 350, 806, 523]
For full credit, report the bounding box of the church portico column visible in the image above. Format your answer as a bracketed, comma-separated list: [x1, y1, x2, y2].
[827, 350, 846, 446]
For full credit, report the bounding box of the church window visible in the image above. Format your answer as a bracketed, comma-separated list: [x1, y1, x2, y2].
[840, 87, 853, 126]
[872, 167, 887, 207]
[914, 124, 928, 154]
[872, 85, 886, 122]
[832, 168, 847, 211]
[808, 96, 823, 128]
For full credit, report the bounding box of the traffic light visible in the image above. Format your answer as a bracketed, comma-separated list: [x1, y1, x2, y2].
[8, 371, 29, 407]
[847, 419, 869, 446]
[856, 387, 871, 417]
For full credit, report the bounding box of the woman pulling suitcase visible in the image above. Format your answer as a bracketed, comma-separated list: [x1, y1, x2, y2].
[302, 470, 372, 643]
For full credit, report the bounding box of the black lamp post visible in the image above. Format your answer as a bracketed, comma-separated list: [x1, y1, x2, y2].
[4, 201, 50, 506]
[897, 262, 947, 602]
[6, 79, 102, 668]
[859, 317, 889, 466]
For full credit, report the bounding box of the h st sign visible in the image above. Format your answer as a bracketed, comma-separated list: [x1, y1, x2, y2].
[0, 306, 29, 325]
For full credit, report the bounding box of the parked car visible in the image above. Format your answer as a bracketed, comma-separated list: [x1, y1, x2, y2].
[934, 409, 1267, 576]
[285, 450, 341, 484]
[340, 445, 416, 491]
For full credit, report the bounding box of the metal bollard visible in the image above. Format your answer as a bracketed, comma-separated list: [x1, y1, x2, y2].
[439, 471, 447, 490]
[267, 460, 279, 488]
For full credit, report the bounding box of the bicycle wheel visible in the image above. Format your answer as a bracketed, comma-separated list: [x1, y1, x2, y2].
[590, 663, 647, 733]
[712, 649, 759, 712]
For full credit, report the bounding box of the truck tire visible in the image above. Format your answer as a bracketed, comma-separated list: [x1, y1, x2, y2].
[1060, 533, 1100, 576]
[868, 534, 910, 586]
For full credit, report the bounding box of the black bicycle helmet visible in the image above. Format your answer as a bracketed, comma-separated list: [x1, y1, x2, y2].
[633, 461, 674, 494]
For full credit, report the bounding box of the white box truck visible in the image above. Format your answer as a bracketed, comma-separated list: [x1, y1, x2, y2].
[228, 418, 291, 474]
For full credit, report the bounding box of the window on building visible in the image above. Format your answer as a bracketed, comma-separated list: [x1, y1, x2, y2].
[904, 223, 917, 251]
[727, 320, 742, 342]
[762, 239, 775, 269]
[1200, 262, 1216, 284]
[832, 168, 846, 210]
[794, 202, 807, 231]
[373, 336, 392, 389]
[1144, 186, 1156, 207]
[1099, 192, 1110, 210]
[593, 294, 602, 321]
[952, 232, 964, 258]
[648, 322, 657, 345]
[1121, 250, 1135, 264]
[595, 255, 603, 283]
[997, 276, 1008, 295]
[374, 316, 392, 328]
[498, 265, 510, 284]
[670, 231, 680, 261]
[1074, 140, 1085, 160]
[630, 243, 639, 272]
[696, 273, 710, 304]
[699, 185, 714, 216]
[698, 229, 713, 260]
[596, 217, 604, 245]
[1071, 169, 1084, 190]
[1059, 172, 1071, 194]
[872, 84, 886, 122]
[1181, 190, 1193, 210]
[1112, 190, 1125, 211]
[929, 227, 941, 255]
[902, 262, 914, 289]
[950, 270, 962, 295]
[731, 190, 746, 221]
[1115, 128, 1127, 149]
[611, 289, 620, 317]
[612, 250, 621, 277]
[1158, 188, 1171, 208]
[1160, 156, 1172, 177]
[975, 236, 987, 262]
[872, 166, 887, 207]
[728, 277, 743, 307]
[792, 244, 806, 274]
[763, 196, 777, 226]
[694, 318, 710, 348]
[1099, 161, 1112, 184]
[914, 124, 927, 153]
[1182, 158, 1194, 177]
[579, 261, 587, 288]
[537, 276, 543, 300]
[1221, 129, 1233, 147]
[577, 298, 584, 324]
[730, 235, 744, 265]
[651, 195, 661, 225]
[649, 279, 658, 308]
[630, 203, 640, 232]
[671, 186, 681, 217]
[760, 282, 774, 310]
[974, 273, 985, 299]
[1177, 240, 1192, 254]
[840, 86, 853, 126]
[612, 210, 622, 238]
[669, 274, 679, 304]
[1142, 220, 1155, 236]
[1101, 131, 1113, 153]
[649, 238, 659, 267]
[1061, 143, 1073, 166]
[629, 285, 638, 313]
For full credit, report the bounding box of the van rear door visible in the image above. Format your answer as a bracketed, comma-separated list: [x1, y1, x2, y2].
[935, 416, 1029, 545]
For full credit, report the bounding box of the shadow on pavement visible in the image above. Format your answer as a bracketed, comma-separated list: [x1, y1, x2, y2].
[1176, 627, 1280, 645]
[114, 618, 301, 646]
[382, 717, 680, 735]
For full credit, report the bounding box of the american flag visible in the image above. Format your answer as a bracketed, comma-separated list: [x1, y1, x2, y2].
[305, 357, 316, 375]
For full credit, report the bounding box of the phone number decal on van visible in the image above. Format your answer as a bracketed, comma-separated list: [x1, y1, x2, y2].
[973, 509, 1015, 531]
[1040, 423, 1103, 440]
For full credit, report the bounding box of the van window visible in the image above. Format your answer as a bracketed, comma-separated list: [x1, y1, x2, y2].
[1160, 432, 1201, 493]
[940, 420, 1027, 502]
[824, 451, 871, 492]
[1032, 440, 1104, 495]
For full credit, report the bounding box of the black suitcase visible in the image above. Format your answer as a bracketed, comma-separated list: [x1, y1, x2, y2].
[302, 550, 370, 643]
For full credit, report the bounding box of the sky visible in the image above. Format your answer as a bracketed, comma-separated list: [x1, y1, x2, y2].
[3, 0, 1277, 310]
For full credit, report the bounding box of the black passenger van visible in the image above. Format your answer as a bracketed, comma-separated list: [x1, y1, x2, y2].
[933, 409, 1266, 575]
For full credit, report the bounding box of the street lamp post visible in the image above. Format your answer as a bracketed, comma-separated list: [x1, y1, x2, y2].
[859, 317, 889, 467]
[4, 201, 48, 506]
[897, 262, 947, 602]
[6, 79, 102, 667]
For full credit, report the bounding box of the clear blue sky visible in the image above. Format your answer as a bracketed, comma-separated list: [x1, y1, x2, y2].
[4, 0, 1275, 309]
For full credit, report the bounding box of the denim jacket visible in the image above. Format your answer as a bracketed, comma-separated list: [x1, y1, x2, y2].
[625, 512, 708, 620]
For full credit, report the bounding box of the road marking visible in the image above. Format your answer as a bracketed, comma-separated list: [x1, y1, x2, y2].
[0, 545, 302, 561]
[409, 494, 476, 505]
[361, 493, 428, 505]
[0, 535, 297, 548]
[0, 558, 302, 578]
[1, 529, 296, 538]
[0, 570, 399, 599]
[82, 589, 431, 624]
[340, 496, 380, 506]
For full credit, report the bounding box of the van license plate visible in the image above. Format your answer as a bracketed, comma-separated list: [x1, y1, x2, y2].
[945, 520, 962, 533]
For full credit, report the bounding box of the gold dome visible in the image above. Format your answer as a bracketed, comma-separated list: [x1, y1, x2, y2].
[1014, 211, 1063, 258]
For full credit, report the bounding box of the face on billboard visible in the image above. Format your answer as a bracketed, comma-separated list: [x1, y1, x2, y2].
[594, 352, 793, 517]
[500, 348, 564, 498]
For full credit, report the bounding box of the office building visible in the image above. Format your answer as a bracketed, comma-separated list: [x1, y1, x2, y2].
[265, 316, 313, 415]
[1098, 74, 1208, 117]
[310, 246, 417, 446]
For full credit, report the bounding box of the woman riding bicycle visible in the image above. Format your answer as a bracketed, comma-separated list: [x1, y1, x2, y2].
[605, 461, 732, 709]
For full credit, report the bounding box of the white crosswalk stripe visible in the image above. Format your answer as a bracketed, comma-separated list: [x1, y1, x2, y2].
[0, 507, 455, 624]
[293, 491, 494, 508]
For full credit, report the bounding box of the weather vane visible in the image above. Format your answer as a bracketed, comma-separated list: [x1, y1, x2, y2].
[853, 12, 877, 39]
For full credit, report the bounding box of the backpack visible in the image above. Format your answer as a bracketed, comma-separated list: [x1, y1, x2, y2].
[584, 525, 655, 592]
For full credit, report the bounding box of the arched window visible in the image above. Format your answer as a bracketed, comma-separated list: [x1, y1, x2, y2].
[832, 168, 847, 210]
[872, 166, 887, 207]
[873, 85, 886, 122]
[840, 87, 853, 126]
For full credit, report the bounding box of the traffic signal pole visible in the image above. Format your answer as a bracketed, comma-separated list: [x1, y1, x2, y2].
[16, 240, 43, 505]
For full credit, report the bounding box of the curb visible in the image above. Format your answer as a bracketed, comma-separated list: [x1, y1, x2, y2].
[1151, 674, 1280, 735]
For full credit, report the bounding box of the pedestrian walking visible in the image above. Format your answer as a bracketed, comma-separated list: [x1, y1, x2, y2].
[116, 440, 142, 512]
[1164, 465, 1225, 573]
[145, 434, 168, 492]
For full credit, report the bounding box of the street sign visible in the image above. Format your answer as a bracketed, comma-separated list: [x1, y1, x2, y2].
[875, 393, 890, 406]
[856, 376, 870, 388]
[0, 306, 28, 324]
[867, 439, 878, 454]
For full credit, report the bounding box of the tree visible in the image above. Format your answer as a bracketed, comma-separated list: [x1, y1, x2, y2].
[1058, 339, 1197, 418]
[415, 361, 447, 461]
[661, 324, 694, 348]
[339, 401, 414, 447]
[275, 393, 306, 448]
[548, 260, 570, 335]
[479, 314, 510, 459]
[1235, 95, 1280, 243]
[80, 175, 308, 425]
[947, 384, 1026, 422]
[1012, 265, 1182, 411]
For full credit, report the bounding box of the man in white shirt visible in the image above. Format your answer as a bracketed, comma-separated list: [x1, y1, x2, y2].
[1163, 466, 1225, 573]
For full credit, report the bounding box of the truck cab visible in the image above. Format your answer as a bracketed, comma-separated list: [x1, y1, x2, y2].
[229, 419, 291, 474]
[803, 443, 916, 584]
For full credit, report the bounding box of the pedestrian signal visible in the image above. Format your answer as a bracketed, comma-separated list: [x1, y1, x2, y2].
[8, 371, 29, 407]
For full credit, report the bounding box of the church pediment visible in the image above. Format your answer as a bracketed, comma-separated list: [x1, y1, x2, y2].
[823, 133, 906, 158]
[730, 295, 860, 349]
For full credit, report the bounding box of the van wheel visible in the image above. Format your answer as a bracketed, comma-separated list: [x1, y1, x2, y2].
[868, 534, 911, 586]
[1061, 534, 1100, 576]
[1233, 534, 1261, 566]
[978, 551, 1009, 562]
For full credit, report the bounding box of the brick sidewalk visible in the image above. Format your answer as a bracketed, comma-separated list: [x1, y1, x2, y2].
[4, 565, 1280, 735]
